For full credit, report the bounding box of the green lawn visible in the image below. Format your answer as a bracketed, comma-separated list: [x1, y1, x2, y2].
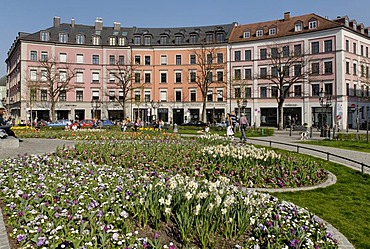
[273, 156, 370, 249]
[300, 140, 370, 153]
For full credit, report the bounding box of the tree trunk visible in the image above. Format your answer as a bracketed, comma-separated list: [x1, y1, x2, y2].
[50, 102, 56, 122]
[201, 97, 207, 123]
[278, 101, 284, 130]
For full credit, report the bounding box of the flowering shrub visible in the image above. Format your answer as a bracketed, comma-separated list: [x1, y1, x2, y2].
[0, 155, 337, 248]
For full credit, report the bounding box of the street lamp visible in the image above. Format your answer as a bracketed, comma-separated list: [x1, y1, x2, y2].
[319, 88, 332, 137]
[149, 100, 161, 122]
[91, 99, 102, 120]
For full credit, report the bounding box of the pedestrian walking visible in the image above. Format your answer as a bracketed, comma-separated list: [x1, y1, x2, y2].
[239, 113, 249, 141]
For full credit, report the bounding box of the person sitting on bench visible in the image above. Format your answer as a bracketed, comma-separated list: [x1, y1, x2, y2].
[0, 106, 23, 142]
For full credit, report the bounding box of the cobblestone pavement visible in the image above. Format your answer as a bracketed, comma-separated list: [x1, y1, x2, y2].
[0, 135, 362, 248]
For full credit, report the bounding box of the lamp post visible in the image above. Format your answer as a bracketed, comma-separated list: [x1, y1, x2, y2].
[319, 88, 332, 137]
[149, 100, 161, 122]
[91, 99, 102, 120]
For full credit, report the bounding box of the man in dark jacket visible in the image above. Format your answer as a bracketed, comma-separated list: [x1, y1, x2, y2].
[0, 106, 22, 142]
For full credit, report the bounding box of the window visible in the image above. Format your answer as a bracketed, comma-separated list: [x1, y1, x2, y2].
[206, 34, 214, 43]
[217, 53, 223, 63]
[59, 90, 66, 101]
[353, 43, 357, 54]
[346, 40, 349, 51]
[190, 54, 196, 64]
[160, 36, 167, 45]
[109, 91, 115, 102]
[144, 36, 151, 45]
[160, 55, 167, 65]
[144, 56, 150, 65]
[109, 37, 117, 46]
[207, 54, 213, 64]
[271, 86, 278, 97]
[295, 23, 302, 32]
[134, 36, 141, 45]
[269, 28, 276, 35]
[309, 20, 317, 29]
[92, 55, 99, 64]
[367, 47, 369, 57]
[294, 85, 302, 96]
[311, 62, 319, 74]
[160, 90, 167, 102]
[118, 55, 125, 65]
[76, 72, 84, 83]
[234, 87, 241, 98]
[294, 44, 301, 56]
[92, 72, 99, 83]
[190, 71, 196, 82]
[346, 83, 350, 96]
[57, 33, 67, 43]
[244, 68, 252, 80]
[216, 33, 224, 43]
[271, 47, 278, 59]
[217, 89, 223, 101]
[283, 66, 290, 77]
[245, 50, 251, 61]
[76, 90, 83, 102]
[243, 31, 250, 38]
[118, 37, 125, 46]
[92, 91, 100, 101]
[353, 63, 357, 75]
[324, 83, 333, 95]
[311, 42, 319, 54]
[59, 70, 67, 82]
[361, 45, 364, 56]
[41, 31, 49, 41]
[260, 68, 267, 79]
[260, 87, 267, 97]
[246, 87, 252, 98]
[134, 72, 141, 83]
[346, 61, 350, 74]
[160, 72, 167, 83]
[354, 84, 357, 96]
[134, 90, 141, 102]
[207, 71, 213, 82]
[234, 51, 241, 61]
[361, 65, 365, 77]
[312, 84, 320, 96]
[324, 40, 333, 52]
[175, 72, 182, 83]
[234, 69, 241, 80]
[260, 48, 267, 59]
[109, 72, 115, 83]
[294, 64, 302, 76]
[175, 36, 183, 45]
[134, 56, 141, 65]
[256, 29, 263, 37]
[207, 90, 213, 101]
[176, 55, 182, 65]
[109, 55, 115, 65]
[76, 34, 85, 44]
[30, 51, 37, 61]
[283, 86, 290, 97]
[271, 66, 278, 77]
[190, 35, 197, 44]
[190, 89, 196, 101]
[175, 90, 182, 102]
[41, 70, 47, 81]
[144, 73, 151, 83]
[59, 53, 67, 63]
[41, 90, 47, 101]
[30, 69, 37, 81]
[92, 36, 100, 45]
[217, 71, 224, 82]
[41, 51, 48, 61]
[76, 54, 84, 64]
[282, 46, 289, 57]
[144, 91, 151, 102]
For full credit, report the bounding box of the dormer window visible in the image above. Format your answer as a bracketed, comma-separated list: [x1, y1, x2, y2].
[206, 34, 214, 43]
[243, 31, 250, 38]
[76, 34, 85, 44]
[269, 28, 276, 35]
[118, 37, 125, 46]
[134, 36, 141, 45]
[160, 36, 168, 45]
[41, 31, 49, 41]
[216, 33, 225, 42]
[256, 29, 263, 37]
[353, 24, 357, 31]
[59, 33, 68, 43]
[295, 23, 302, 32]
[309, 20, 317, 29]
[175, 35, 183, 45]
[92, 36, 100, 45]
[345, 19, 349, 27]
[109, 37, 117, 46]
[190, 34, 198, 44]
[144, 36, 151, 45]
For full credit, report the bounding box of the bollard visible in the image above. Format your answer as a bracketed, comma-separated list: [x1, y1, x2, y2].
[310, 126, 313, 138]
[261, 128, 265, 136]
[173, 123, 178, 133]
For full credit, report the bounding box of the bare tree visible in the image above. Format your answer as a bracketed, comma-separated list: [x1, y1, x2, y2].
[230, 75, 251, 118]
[261, 42, 310, 130]
[32, 57, 76, 121]
[193, 45, 226, 122]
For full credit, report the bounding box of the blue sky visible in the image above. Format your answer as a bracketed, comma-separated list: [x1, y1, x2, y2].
[1, 0, 370, 75]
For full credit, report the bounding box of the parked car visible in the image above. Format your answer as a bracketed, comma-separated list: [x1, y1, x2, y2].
[47, 119, 71, 128]
[100, 119, 115, 127]
[180, 121, 207, 127]
[79, 119, 95, 128]
[215, 121, 228, 128]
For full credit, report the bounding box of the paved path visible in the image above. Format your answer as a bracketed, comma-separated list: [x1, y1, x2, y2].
[0, 136, 362, 248]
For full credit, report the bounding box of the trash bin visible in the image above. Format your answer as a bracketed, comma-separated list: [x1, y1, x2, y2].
[261, 128, 264, 136]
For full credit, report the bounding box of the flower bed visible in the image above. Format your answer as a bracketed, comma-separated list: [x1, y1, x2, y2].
[0, 153, 337, 248]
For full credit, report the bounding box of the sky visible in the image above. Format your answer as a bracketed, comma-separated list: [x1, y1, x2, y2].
[1, 0, 370, 75]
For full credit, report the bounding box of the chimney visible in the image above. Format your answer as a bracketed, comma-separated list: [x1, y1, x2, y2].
[114, 22, 121, 31]
[53, 16, 60, 27]
[95, 17, 103, 31]
[284, 12, 291, 20]
[71, 18, 75, 28]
